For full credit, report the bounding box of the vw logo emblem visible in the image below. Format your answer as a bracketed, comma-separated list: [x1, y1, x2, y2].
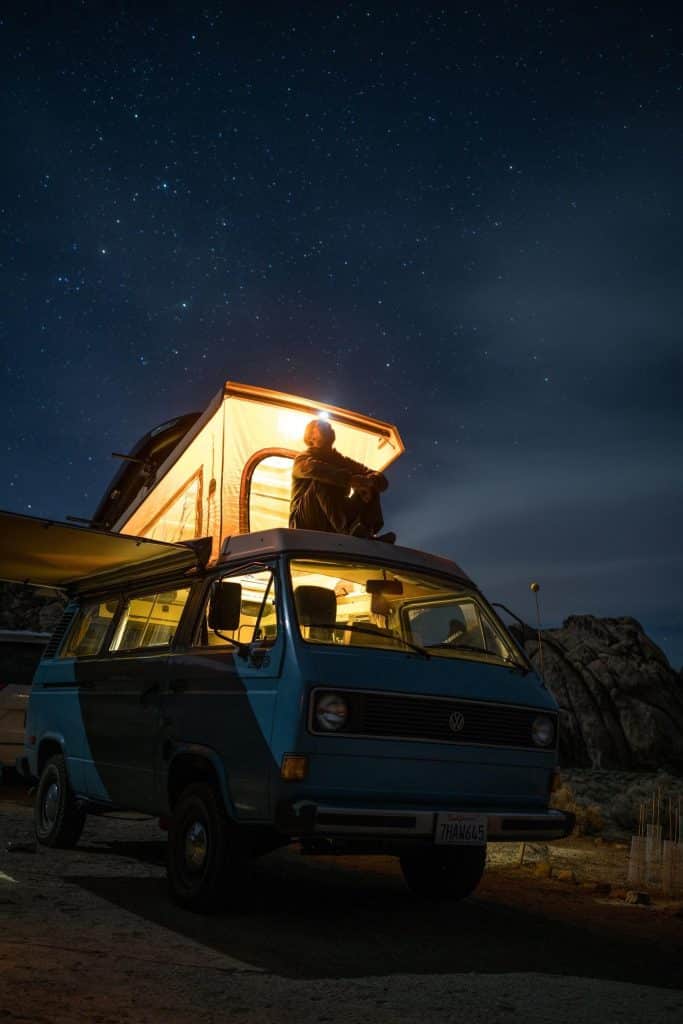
[448, 711, 465, 733]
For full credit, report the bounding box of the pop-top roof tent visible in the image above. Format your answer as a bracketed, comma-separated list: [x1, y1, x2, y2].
[112, 381, 405, 561]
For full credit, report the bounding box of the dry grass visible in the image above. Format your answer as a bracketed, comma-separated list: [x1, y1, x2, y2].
[551, 782, 604, 836]
[557, 769, 683, 837]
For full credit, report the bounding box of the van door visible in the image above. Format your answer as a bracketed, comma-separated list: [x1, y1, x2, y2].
[162, 565, 283, 821]
[81, 585, 192, 811]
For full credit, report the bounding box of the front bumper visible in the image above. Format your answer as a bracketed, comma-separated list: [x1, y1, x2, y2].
[276, 801, 575, 843]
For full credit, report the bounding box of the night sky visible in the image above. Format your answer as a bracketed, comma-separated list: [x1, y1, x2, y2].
[1, 5, 681, 666]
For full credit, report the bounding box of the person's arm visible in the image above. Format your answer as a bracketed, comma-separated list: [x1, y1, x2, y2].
[292, 452, 353, 490]
[336, 453, 388, 493]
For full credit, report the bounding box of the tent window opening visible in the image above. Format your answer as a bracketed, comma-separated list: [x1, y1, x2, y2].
[248, 455, 294, 532]
[141, 474, 201, 543]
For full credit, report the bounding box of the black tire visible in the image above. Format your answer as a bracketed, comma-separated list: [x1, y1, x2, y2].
[166, 782, 247, 913]
[34, 753, 86, 848]
[400, 844, 486, 900]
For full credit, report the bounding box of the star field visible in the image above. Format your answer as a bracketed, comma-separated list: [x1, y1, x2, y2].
[1, 4, 682, 663]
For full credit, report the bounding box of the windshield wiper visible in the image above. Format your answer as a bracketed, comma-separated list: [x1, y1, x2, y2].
[424, 642, 529, 674]
[303, 623, 431, 660]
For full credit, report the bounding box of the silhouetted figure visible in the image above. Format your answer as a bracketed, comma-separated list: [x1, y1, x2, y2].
[289, 419, 395, 542]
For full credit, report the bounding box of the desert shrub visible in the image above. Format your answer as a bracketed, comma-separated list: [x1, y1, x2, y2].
[604, 773, 683, 833]
[551, 782, 605, 836]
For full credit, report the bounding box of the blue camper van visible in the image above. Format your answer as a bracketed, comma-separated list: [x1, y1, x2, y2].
[16, 522, 573, 912]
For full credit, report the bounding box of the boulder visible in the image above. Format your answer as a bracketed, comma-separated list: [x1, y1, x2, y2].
[0, 583, 66, 634]
[512, 616, 683, 770]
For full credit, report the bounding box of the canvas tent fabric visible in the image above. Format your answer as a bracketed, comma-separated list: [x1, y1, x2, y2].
[0, 511, 203, 594]
[117, 382, 404, 560]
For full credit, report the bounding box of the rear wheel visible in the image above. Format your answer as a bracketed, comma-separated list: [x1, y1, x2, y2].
[166, 782, 247, 913]
[400, 844, 486, 900]
[34, 753, 85, 848]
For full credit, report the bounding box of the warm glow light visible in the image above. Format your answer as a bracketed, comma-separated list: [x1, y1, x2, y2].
[277, 410, 308, 441]
[317, 409, 330, 420]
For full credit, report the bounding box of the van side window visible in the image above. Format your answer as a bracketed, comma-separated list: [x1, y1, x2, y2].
[110, 588, 191, 652]
[61, 600, 117, 658]
[197, 569, 277, 648]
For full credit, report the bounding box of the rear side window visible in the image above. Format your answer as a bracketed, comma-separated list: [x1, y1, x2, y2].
[61, 601, 118, 658]
[0, 641, 46, 685]
[110, 588, 191, 652]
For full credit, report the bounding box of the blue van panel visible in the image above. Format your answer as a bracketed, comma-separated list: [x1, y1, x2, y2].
[291, 752, 551, 809]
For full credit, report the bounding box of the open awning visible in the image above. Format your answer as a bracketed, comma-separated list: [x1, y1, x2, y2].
[0, 510, 207, 594]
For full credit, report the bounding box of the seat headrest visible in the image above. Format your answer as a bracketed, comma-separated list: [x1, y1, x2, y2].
[294, 586, 337, 626]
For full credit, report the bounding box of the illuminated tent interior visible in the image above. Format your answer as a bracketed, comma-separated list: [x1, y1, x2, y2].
[116, 382, 404, 560]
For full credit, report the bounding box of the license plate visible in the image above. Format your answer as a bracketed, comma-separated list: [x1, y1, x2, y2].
[435, 813, 487, 846]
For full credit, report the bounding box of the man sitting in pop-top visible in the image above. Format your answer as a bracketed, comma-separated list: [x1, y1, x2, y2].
[289, 418, 396, 543]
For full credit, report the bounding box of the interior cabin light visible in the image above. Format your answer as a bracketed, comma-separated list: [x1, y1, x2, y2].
[280, 755, 309, 781]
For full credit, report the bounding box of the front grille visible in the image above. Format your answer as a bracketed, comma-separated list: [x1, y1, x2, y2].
[311, 688, 556, 750]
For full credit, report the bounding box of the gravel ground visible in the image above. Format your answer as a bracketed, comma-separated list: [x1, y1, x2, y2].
[2, 772, 682, 1024]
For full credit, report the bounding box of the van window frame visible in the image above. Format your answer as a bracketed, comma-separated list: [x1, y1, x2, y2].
[399, 593, 516, 664]
[285, 554, 527, 669]
[57, 595, 123, 661]
[107, 582, 196, 656]
[190, 560, 282, 652]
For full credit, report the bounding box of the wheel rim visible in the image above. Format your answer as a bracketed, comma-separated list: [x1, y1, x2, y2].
[41, 777, 60, 831]
[184, 820, 208, 873]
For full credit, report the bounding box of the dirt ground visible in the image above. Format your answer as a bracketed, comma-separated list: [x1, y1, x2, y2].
[1, 772, 682, 1024]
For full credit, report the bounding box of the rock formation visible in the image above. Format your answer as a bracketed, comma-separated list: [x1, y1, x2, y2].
[0, 583, 66, 635]
[512, 616, 683, 771]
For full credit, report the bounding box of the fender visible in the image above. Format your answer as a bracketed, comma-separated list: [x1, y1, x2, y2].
[33, 731, 68, 779]
[164, 742, 238, 820]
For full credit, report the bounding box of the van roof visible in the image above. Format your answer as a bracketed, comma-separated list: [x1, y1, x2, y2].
[219, 529, 473, 584]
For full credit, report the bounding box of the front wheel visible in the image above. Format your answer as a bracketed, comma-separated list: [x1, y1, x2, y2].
[34, 753, 86, 848]
[166, 783, 247, 913]
[400, 844, 486, 900]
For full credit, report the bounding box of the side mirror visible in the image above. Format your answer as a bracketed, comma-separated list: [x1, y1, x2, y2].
[208, 581, 242, 632]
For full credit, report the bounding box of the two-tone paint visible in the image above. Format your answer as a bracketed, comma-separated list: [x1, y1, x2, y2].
[22, 529, 573, 847]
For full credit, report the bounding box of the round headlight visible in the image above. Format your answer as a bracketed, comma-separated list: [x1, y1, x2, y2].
[531, 714, 555, 747]
[315, 693, 348, 732]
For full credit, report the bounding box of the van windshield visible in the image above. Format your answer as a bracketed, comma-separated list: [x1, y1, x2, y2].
[289, 558, 525, 669]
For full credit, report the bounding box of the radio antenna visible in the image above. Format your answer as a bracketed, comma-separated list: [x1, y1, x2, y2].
[530, 582, 546, 682]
